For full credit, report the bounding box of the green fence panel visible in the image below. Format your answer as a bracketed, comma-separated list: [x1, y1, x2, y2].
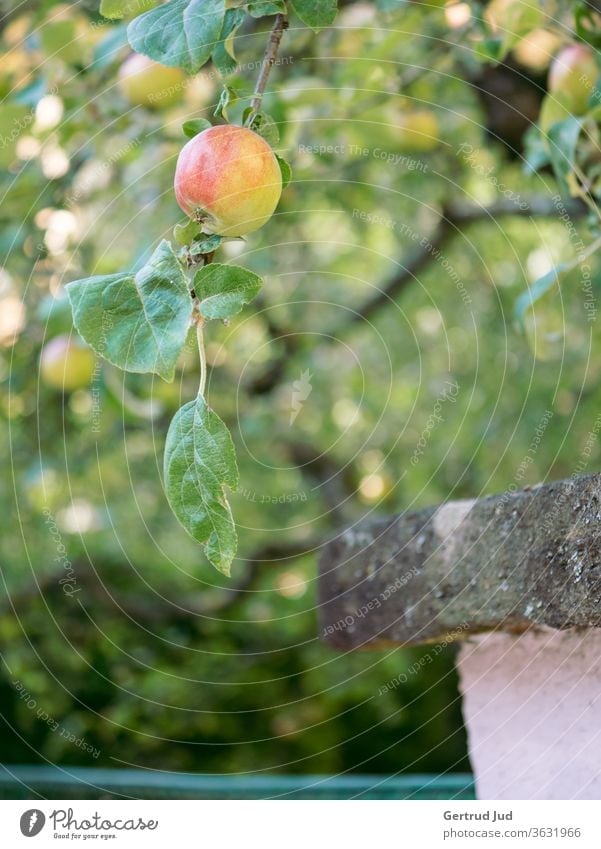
[0, 766, 475, 800]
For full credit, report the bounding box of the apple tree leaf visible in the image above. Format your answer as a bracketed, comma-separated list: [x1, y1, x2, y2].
[194, 263, 262, 320]
[66, 240, 192, 381]
[211, 7, 245, 76]
[164, 395, 239, 575]
[289, 0, 337, 30]
[127, 0, 225, 73]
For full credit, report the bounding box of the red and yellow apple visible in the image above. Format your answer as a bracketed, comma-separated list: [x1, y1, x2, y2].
[548, 44, 598, 115]
[40, 335, 95, 391]
[118, 53, 186, 109]
[174, 125, 282, 237]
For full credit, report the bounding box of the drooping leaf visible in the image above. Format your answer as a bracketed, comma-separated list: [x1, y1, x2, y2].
[66, 241, 192, 381]
[547, 116, 583, 194]
[275, 154, 292, 189]
[182, 118, 212, 138]
[127, 0, 225, 73]
[211, 7, 245, 76]
[289, 0, 337, 30]
[194, 263, 262, 320]
[164, 396, 239, 575]
[213, 84, 239, 120]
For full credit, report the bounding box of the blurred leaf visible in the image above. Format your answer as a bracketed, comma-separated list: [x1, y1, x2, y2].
[67, 241, 192, 381]
[522, 125, 550, 174]
[99, 0, 127, 19]
[164, 395, 239, 575]
[182, 118, 212, 138]
[127, 0, 225, 73]
[92, 23, 129, 70]
[547, 117, 583, 195]
[515, 263, 568, 326]
[195, 263, 262, 319]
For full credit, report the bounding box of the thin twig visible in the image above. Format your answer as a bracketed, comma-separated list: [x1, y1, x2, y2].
[247, 12, 288, 122]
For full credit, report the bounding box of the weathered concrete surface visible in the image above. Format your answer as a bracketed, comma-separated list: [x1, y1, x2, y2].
[319, 473, 601, 649]
[459, 629, 601, 799]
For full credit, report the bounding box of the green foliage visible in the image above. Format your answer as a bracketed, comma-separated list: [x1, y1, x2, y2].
[290, 0, 338, 30]
[127, 0, 225, 73]
[67, 241, 191, 382]
[164, 396, 239, 575]
[181, 118, 212, 138]
[195, 264, 262, 320]
[212, 8, 246, 77]
[2, 0, 601, 780]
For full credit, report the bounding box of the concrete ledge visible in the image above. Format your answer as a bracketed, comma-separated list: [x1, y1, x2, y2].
[318, 473, 601, 649]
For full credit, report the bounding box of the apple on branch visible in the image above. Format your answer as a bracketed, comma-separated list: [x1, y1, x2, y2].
[174, 125, 283, 238]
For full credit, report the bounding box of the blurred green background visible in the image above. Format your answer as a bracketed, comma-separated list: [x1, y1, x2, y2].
[1, 0, 599, 776]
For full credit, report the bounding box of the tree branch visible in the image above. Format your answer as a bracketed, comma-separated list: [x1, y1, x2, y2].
[246, 195, 588, 396]
[247, 12, 288, 121]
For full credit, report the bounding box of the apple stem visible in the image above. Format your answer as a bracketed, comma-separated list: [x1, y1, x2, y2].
[247, 12, 288, 124]
[197, 319, 207, 399]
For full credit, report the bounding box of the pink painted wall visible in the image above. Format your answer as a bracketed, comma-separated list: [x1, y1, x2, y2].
[458, 628, 601, 799]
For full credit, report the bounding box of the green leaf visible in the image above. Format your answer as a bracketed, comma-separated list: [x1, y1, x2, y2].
[66, 241, 192, 381]
[289, 0, 337, 30]
[275, 154, 292, 189]
[211, 7, 245, 77]
[164, 396, 238, 575]
[244, 109, 279, 145]
[189, 233, 223, 256]
[547, 116, 583, 194]
[99, 0, 126, 19]
[173, 218, 201, 245]
[514, 262, 570, 326]
[194, 263, 262, 320]
[213, 85, 239, 120]
[522, 125, 550, 175]
[248, 1, 286, 17]
[127, 0, 225, 73]
[182, 118, 212, 138]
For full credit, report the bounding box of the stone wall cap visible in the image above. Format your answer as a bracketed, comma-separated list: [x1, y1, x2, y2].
[318, 472, 601, 649]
